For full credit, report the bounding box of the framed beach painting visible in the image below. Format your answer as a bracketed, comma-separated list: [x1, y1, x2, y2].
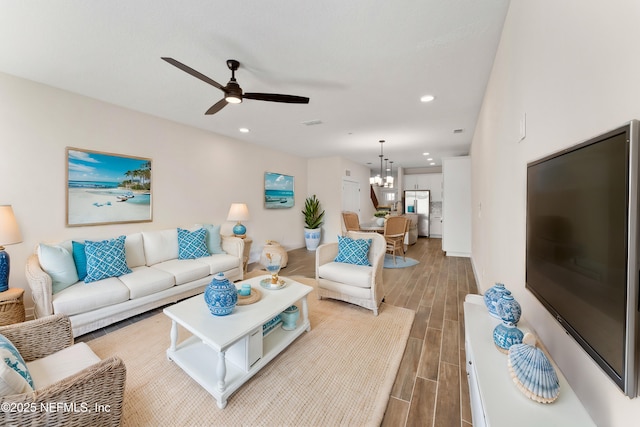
[264, 172, 294, 209]
[66, 147, 152, 226]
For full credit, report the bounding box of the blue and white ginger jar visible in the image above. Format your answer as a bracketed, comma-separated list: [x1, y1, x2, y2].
[493, 323, 524, 353]
[495, 292, 522, 326]
[204, 273, 237, 316]
[483, 283, 508, 318]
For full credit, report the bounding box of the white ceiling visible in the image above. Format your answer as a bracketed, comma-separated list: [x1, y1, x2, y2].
[0, 0, 510, 170]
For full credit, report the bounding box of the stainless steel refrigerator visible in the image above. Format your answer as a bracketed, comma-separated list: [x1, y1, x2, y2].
[404, 190, 430, 237]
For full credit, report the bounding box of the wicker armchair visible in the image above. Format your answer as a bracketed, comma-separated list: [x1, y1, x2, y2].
[0, 315, 126, 426]
[316, 231, 386, 315]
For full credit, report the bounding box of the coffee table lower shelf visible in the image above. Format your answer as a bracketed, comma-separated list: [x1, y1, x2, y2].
[167, 318, 310, 409]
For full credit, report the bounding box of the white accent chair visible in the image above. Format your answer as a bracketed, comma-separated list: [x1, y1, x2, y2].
[315, 231, 386, 315]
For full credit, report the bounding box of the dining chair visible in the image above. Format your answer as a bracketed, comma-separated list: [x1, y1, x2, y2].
[384, 216, 409, 265]
[341, 211, 362, 233]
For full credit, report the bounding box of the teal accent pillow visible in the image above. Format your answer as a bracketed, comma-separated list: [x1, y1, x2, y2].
[202, 224, 226, 254]
[84, 236, 132, 283]
[334, 236, 372, 266]
[37, 244, 79, 294]
[72, 241, 87, 281]
[178, 228, 210, 259]
[0, 334, 34, 395]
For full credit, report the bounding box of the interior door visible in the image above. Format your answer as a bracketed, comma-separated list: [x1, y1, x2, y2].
[342, 179, 360, 214]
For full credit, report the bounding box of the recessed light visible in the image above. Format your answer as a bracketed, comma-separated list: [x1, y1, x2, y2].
[427, 158, 433, 161]
[239, 128, 250, 133]
[420, 95, 435, 103]
[430, 162, 436, 166]
[422, 152, 430, 156]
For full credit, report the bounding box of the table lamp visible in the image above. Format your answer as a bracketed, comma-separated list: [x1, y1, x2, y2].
[0, 205, 23, 292]
[227, 203, 250, 238]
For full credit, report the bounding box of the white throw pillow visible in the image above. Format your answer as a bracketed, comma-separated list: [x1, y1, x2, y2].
[0, 335, 33, 396]
[37, 244, 79, 294]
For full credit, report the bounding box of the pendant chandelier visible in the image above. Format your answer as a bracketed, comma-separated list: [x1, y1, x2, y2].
[369, 140, 394, 188]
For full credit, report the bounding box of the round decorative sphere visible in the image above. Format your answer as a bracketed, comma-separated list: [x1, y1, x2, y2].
[233, 223, 247, 236]
[484, 283, 508, 319]
[262, 240, 288, 268]
[493, 323, 524, 353]
[495, 292, 522, 326]
[204, 273, 238, 316]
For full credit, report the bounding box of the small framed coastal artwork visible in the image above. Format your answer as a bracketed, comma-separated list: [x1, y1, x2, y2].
[264, 172, 294, 209]
[66, 147, 152, 226]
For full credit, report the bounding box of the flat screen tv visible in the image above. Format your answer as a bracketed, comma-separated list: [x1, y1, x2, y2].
[526, 120, 640, 397]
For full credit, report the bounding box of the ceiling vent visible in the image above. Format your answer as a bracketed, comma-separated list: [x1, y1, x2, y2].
[302, 119, 323, 126]
[453, 128, 464, 134]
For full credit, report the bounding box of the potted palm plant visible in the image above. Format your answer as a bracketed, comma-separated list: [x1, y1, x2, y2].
[302, 195, 325, 250]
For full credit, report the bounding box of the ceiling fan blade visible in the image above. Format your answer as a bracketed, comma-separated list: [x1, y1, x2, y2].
[244, 93, 310, 104]
[161, 57, 225, 91]
[205, 99, 228, 115]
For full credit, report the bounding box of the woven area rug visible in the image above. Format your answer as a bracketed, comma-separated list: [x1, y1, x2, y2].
[87, 277, 414, 426]
[383, 254, 419, 269]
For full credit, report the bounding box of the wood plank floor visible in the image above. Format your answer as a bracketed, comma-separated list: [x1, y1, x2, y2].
[78, 236, 478, 426]
[279, 237, 478, 427]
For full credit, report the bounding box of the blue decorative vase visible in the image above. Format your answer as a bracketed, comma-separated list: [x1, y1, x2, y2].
[495, 292, 522, 326]
[280, 305, 299, 330]
[0, 250, 9, 292]
[232, 222, 246, 237]
[493, 323, 524, 353]
[483, 283, 508, 318]
[204, 273, 237, 316]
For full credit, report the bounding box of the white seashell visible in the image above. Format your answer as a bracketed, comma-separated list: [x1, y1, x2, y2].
[507, 333, 560, 403]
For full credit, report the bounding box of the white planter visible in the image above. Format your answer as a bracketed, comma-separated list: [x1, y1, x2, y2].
[304, 227, 321, 251]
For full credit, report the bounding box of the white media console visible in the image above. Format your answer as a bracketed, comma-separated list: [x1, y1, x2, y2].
[464, 294, 595, 427]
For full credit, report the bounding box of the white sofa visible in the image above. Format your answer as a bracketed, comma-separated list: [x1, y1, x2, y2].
[25, 227, 244, 337]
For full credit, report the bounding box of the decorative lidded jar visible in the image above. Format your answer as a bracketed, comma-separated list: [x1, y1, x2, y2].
[204, 273, 238, 316]
[493, 291, 524, 353]
[483, 283, 508, 319]
[495, 291, 522, 326]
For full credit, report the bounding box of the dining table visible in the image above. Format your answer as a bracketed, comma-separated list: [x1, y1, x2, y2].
[359, 222, 384, 233]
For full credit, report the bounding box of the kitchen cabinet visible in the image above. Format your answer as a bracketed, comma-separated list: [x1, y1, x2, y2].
[430, 216, 442, 237]
[403, 173, 442, 201]
[442, 157, 471, 257]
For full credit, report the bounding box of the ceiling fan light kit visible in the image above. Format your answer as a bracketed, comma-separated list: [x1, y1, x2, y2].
[162, 57, 309, 115]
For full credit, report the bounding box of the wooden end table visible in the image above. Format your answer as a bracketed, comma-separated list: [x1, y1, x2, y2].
[0, 288, 25, 326]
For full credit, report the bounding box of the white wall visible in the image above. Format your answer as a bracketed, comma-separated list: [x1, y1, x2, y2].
[471, 1, 640, 425]
[307, 156, 375, 244]
[0, 71, 310, 312]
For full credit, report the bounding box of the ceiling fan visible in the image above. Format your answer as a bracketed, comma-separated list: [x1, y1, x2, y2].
[161, 57, 310, 115]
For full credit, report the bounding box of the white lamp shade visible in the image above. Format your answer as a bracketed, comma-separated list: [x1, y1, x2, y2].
[227, 203, 250, 222]
[0, 205, 22, 247]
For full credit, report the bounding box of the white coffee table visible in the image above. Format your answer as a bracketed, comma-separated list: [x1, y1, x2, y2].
[163, 275, 313, 408]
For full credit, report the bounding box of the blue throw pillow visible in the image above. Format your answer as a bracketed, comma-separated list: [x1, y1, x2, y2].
[202, 224, 226, 254]
[178, 228, 210, 259]
[0, 334, 34, 394]
[37, 243, 79, 294]
[334, 236, 372, 266]
[72, 241, 87, 281]
[84, 236, 132, 283]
